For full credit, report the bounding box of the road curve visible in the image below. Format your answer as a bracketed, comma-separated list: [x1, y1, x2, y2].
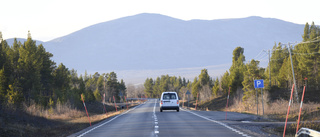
[69, 99, 254, 137]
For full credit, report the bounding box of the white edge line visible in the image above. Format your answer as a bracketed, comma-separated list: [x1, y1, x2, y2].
[181, 108, 251, 137]
[77, 103, 144, 137]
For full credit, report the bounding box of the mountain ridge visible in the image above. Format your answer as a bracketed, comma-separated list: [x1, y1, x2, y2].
[5, 13, 305, 84]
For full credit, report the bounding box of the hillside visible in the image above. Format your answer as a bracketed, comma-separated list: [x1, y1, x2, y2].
[6, 13, 305, 83]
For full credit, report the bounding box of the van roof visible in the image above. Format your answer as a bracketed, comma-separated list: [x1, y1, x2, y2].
[161, 91, 177, 94]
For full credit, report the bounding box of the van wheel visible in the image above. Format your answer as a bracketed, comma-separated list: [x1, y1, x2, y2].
[177, 109, 179, 112]
[160, 109, 163, 112]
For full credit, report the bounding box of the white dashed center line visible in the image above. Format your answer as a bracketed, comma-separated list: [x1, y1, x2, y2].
[153, 99, 159, 136]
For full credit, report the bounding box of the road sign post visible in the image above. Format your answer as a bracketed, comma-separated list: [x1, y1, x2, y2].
[254, 79, 264, 115]
[261, 88, 264, 115]
[256, 89, 258, 115]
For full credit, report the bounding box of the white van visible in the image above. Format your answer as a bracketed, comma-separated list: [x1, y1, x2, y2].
[160, 91, 179, 112]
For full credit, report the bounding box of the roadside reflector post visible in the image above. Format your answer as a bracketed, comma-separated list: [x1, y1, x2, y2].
[81, 94, 91, 126]
[103, 93, 107, 116]
[188, 94, 190, 108]
[283, 84, 295, 137]
[113, 96, 117, 112]
[225, 87, 231, 120]
[186, 90, 191, 109]
[296, 86, 306, 134]
[125, 96, 128, 110]
[183, 91, 185, 108]
[195, 92, 199, 110]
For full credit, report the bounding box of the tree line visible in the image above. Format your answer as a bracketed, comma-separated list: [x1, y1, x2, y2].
[0, 32, 126, 109]
[144, 22, 320, 104]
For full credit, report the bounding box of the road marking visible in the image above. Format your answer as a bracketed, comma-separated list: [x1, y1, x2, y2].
[181, 108, 251, 137]
[77, 103, 144, 137]
[153, 99, 159, 135]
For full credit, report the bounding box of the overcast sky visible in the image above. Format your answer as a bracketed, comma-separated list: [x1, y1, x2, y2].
[1, 0, 319, 42]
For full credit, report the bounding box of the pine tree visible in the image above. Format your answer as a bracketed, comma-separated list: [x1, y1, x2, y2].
[242, 59, 260, 101]
[191, 77, 200, 98]
[0, 68, 7, 102]
[18, 37, 42, 102]
[199, 69, 210, 86]
[212, 77, 220, 96]
[229, 47, 245, 93]
[93, 88, 101, 101]
[52, 63, 71, 102]
[0, 31, 2, 41]
[302, 22, 310, 41]
[6, 83, 23, 106]
[220, 71, 230, 94]
[144, 78, 153, 97]
[153, 77, 161, 98]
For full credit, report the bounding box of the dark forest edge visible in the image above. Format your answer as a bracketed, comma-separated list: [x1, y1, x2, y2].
[0, 31, 126, 111]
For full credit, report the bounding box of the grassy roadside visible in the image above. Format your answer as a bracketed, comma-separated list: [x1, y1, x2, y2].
[180, 93, 320, 136]
[0, 101, 142, 137]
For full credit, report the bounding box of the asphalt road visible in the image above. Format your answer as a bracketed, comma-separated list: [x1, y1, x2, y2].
[69, 99, 259, 137]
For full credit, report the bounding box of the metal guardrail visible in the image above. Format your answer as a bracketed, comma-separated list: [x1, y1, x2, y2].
[296, 127, 320, 137]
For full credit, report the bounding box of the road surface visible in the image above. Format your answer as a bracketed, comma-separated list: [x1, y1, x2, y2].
[69, 99, 266, 137]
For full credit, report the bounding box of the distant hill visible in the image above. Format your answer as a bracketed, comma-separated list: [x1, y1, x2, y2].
[5, 13, 305, 84]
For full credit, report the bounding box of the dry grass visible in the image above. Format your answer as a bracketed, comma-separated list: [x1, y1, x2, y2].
[67, 110, 123, 124]
[229, 91, 320, 121]
[23, 101, 85, 120]
[228, 91, 320, 136]
[229, 91, 270, 114]
[0, 101, 140, 137]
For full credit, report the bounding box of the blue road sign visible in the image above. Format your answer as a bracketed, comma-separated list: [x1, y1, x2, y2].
[254, 79, 264, 88]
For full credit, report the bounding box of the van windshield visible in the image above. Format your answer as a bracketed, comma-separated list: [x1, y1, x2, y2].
[163, 93, 176, 100]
